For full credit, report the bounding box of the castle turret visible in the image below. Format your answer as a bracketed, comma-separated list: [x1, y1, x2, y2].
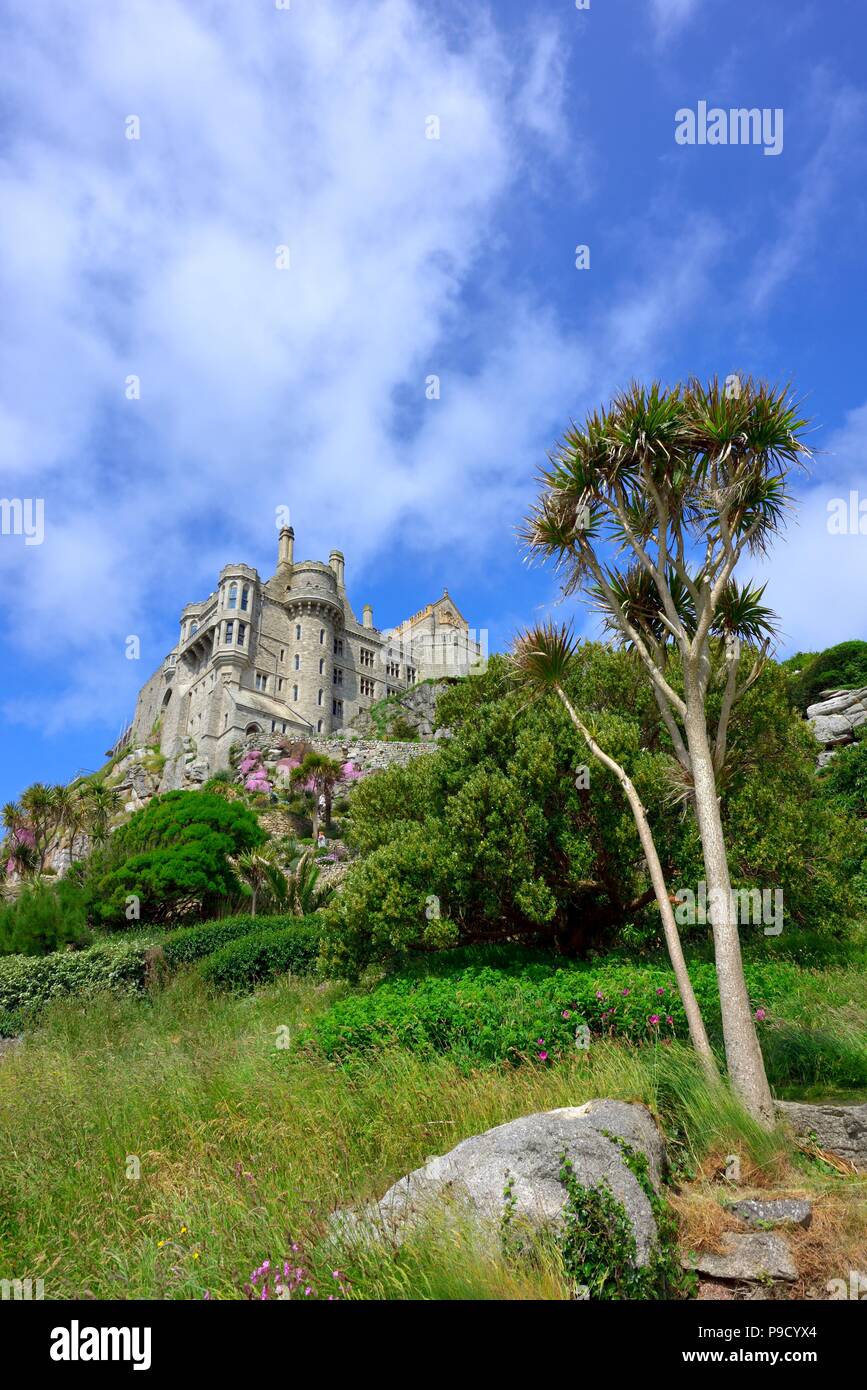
[284, 560, 344, 732]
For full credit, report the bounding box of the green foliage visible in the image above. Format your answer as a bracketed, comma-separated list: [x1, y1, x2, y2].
[306, 948, 867, 1088]
[0, 937, 153, 1017]
[83, 791, 265, 927]
[322, 652, 857, 975]
[198, 921, 321, 992]
[0, 1007, 23, 1037]
[786, 640, 867, 712]
[0, 879, 92, 956]
[163, 913, 320, 968]
[558, 1141, 694, 1300]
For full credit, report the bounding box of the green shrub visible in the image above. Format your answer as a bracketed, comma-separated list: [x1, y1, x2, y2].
[164, 913, 320, 968]
[0, 938, 153, 1017]
[0, 879, 92, 956]
[305, 949, 866, 1087]
[787, 640, 867, 711]
[84, 791, 265, 927]
[199, 922, 321, 992]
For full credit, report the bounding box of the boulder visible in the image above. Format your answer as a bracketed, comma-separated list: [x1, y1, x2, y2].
[807, 687, 867, 755]
[686, 1233, 797, 1283]
[775, 1101, 867, 1171]
[345, 1100, 666, 1265]
[727, 1198, 812, 1229]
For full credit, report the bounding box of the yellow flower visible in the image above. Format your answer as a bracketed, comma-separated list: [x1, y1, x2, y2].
[193, 1252, 200, 1261]
[180, 1226, 188, 1235]
[157, 1240, 165, 1248]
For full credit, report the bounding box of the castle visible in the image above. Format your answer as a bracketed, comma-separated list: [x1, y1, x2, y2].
[127, 526, 483, 772]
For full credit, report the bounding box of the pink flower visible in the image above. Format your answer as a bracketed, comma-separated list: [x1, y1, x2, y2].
[561, 1010, 571, 1019]
[648, 1014, 660, 1026]
[656, 987, 666, 996]
[666, 1015, 674, 1025]
[537, 1051, 549, 1062]
[755, 1008, 767, 1021]
[621, 988, 630, 997]
[596, 991, 605, 1000]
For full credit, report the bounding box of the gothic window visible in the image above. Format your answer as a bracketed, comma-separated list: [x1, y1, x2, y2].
[295, 624, 302, 640]
[319, 628, 325, 644]
[292, 684, 298, 702]
[333, 668, 343, 686]
[333, 637, 344, 656]
[317, 719, 323, 732]
[240, 586, 249, 611]
[228, 583, 238, 610]
[319, 657, 324, 674]
[332, 698, 343, 717]
[225, 621, 234, 644]
[318, 689, 323, 706]
[237, 623, 246, 646]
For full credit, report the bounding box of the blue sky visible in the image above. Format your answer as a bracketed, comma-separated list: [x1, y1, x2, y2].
[1, 0, 866, 805]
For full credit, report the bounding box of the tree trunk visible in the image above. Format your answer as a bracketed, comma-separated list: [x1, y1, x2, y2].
[685, 704, 774, 1126]
[556, 688, 718, 1083]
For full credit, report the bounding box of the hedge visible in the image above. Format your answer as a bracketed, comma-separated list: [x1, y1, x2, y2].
[163, 913, 320, 968]
[304, 955, 808, 1066]
[0, 938, 155, 1018]
[198, 922, 321, 992]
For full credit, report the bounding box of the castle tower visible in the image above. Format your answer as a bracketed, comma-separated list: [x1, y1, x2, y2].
[282, 560, 344, 732]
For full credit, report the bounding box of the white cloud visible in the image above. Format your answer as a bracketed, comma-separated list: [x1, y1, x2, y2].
[0, 0, 731, 734]
[649, 0, 703, 43]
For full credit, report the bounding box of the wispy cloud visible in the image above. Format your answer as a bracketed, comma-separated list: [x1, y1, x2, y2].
[649, 0, 703, 43]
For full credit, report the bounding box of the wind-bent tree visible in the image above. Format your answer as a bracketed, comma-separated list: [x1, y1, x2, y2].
[512, 623, 718, 1084]
[519, 377, 810, 1126]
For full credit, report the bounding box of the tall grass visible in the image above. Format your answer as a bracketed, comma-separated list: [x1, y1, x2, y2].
[0, 970, 801, 1300]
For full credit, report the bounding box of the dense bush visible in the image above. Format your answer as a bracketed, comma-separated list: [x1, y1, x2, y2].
[164, 913, 321, 968]
[0, 938, 154, 1017]
[305, 949, 867, 1088]
[321, 652, 858, 976]
[198, 921, 321, 992]
[83, 791, 265, 927]
[786, 640, 867, 712]
[0, 879, 92, 956]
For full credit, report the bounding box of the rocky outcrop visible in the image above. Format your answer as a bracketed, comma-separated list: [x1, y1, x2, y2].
[727, 1198, 812, 1229]
[339, 1100, 667, 1264]
[349, 679, 453, 740]
[807, 687, 867, 766]
[685, 1233, 798, 1283]
[775, 1100, 867, 1171]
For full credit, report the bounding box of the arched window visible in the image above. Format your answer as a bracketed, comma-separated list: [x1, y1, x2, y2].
[319, 657, 324, 674]
[317, 719, 323, 732]
[245, 722, 262, 735]
[225, 621, 234, 643]
[237, 623, 246, 646]
[292, 684, 298, 702]
[319, 628, 325, 644]
[317, 689, 323, 706]
[228, 583, 238, 610]
[295, 623, 302, 640]
[162, 688, 172, 707]
[190, 621, 198, 636]
[240, 586, 249, 611]
[294, 654, 300, 671]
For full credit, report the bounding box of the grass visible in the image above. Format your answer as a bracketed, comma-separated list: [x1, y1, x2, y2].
[0, 967, 818, 1302]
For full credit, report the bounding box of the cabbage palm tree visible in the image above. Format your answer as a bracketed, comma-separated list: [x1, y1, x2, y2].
[520, 376, 810, 1125]
[230, 842, 287, 916]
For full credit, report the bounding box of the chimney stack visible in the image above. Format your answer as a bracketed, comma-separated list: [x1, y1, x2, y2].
[278, 525, 294, 567]
[362, 603, 373, 629]
[329, 549, 345, 587]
